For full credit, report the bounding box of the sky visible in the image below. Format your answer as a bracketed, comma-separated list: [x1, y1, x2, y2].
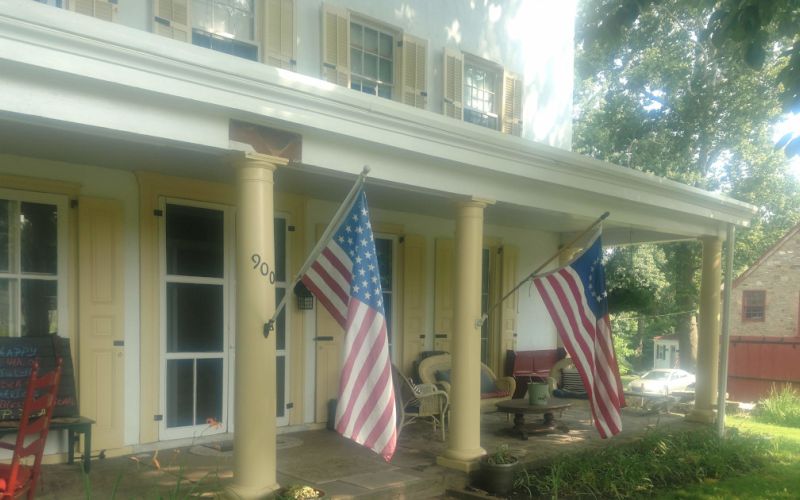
[774, 113, 800, 179]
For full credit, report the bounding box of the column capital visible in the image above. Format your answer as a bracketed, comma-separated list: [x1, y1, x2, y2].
[455, 196, 496, 211]
[229, 152, 290, 171]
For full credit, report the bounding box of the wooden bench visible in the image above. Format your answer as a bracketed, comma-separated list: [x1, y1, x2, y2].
[507, 349, 565, 398]
[0, 416, 95, 472]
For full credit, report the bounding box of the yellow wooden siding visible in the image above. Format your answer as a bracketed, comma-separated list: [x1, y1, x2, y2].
[78, 197, 125, 451]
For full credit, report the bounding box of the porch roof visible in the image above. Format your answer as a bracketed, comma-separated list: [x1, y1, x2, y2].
[0, 2, 756, 243]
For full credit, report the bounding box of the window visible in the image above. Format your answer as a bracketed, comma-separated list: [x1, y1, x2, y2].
[32, 0, 117, 21]
[480, 248, 490, 364]
[742, 290, 766, 322]
[322, 5, 428, 108]
[154, 0, 296, 67]
[444, 49, 523, 136]
[464, 57, 501, 130]
[349, 21, 395, 98]
[374, 236, 396, 360]
[191, 0, 258, 61]
[0, 192, 67, 338]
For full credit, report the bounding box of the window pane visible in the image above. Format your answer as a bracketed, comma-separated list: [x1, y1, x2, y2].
[379, 33, 392, 59]
[20, 202, 57, 275]
[0, 279, 14, 337]
[351, 48, 363, 75]
[166, 204, 224, 278]
[196, 358, 223, 425]
[378, 85, 392, 99]
[0, 200, 9, 272]
[276, 287, 286, 350]
[383, 291, 392, 337]
[276, 355, 285, 417]
[375, 238, 392, 290]
[364, 53, 378, 79]
[350, 22, 362, 48]
[379, 58, 392, 83]
[274, 218, 286, 283]
[166, 283, 223, 352]
[167, 359, 194, 428]
[21, 279, 57, 337]
[364, 27, 378, 54]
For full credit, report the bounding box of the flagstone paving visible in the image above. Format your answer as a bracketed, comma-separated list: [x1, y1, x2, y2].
[31, 398, 702, 499]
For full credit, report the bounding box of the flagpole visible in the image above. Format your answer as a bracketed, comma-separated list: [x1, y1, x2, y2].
[265, 166, 371, 335]
[478, 211, 610, 327]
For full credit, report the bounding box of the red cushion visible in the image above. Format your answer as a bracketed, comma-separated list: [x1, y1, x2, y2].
[0, 463, 32, 493]
[480, 391, 510, 399]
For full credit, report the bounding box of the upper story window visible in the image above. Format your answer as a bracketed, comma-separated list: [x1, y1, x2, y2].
[444, 49, 523, 136]
[349, 21, 395, 99]
[464, 57, 501, 131]
[154, 0, 296, 68]
[322, 5, 428, 109]
[33, 0, 117, 22]
[0, 191, 68, 338]
[191, 0, 258, 61]
[742, 290, 766, 322]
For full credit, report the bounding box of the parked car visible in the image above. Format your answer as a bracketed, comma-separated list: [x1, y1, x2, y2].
[627, 369, 696, 395]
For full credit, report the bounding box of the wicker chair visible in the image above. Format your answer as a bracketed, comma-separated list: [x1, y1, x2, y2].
[392, 364, 449, 441]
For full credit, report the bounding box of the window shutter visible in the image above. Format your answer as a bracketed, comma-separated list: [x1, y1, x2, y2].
[152, 0, 190, 43]
[70, 0, 117, 22]
[443, 48, 464, 119]
[264, 0, 296, 70]
[499, 245, 518, 357]
[502, 71, 523, 136]
[321, 4, 350, 87]
[401, 234, 426, 374]
[434, 238, 454, 352]
[400, 34, 428, 109]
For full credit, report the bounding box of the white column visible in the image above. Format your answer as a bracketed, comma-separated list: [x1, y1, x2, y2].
[438, 199, 489, 472]
[687, 236, 721, 424]
[229, 154, 287, 498]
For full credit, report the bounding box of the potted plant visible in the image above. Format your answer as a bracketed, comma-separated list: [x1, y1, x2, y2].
[478, 444, 519, 496]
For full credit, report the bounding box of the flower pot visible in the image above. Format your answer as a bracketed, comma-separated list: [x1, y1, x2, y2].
[528, 382, 549, 406]
[275, 485, 325, 499]
[479, 455, 519, 496]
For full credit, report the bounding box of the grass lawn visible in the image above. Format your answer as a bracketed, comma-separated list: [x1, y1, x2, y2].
[655, 415, 800, 499]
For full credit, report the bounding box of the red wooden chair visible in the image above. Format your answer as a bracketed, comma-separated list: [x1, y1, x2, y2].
[0, 358, 63, 500]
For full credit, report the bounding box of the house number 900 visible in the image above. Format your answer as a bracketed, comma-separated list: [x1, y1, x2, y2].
[251, 254, 276, 284]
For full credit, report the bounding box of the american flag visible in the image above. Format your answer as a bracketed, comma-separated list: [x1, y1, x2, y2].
[301, 190, 397, 460]
[532, 231, 625, 438]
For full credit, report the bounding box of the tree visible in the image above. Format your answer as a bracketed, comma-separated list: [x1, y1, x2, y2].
[575, 0, 800, 370]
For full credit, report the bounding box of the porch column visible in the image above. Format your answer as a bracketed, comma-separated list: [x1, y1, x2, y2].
[687, 236, 722, 424]
[229, 153, 287, 498]
[438, 199, 490, 472]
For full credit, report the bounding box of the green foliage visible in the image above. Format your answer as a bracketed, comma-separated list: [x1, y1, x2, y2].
[755, 384, 800, 428]
[514, 428, 771, 499]
[485, 444, 517, 465]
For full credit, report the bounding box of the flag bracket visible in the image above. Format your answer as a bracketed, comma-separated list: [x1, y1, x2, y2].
[263, 321, 273, 338]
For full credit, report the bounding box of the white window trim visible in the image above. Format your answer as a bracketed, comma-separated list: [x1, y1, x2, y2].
[0, 188, 69, 339]
[463, 54, 503, 131]
[190, 0, 261, 60]
[158, 197, 233, 440]
[348, 16, 399, 100]
[274, 211, 291, 427]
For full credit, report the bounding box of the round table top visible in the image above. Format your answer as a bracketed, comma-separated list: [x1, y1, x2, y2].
[495, 399, 572, 413]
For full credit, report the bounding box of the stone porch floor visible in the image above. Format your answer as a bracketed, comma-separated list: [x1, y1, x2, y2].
[31, 398, 702, 499]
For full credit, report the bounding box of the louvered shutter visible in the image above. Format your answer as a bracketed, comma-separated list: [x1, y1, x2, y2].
[499, 245, 519, 360]
[434, 238, 454, 352]
[400, 34, 428, 109]
[502, 71, 523, 136]
[401, 234, 426, 374]
[70, 0, 116, 21]
[264, 0, 296, 70]
[443, 48, 464, 119]
[321, 4, 350, 87]
[153, 0, 190, 43]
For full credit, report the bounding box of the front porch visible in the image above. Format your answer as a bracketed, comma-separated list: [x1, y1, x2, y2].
[34, 398, 702, 498]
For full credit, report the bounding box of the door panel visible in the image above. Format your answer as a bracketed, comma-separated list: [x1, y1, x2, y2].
[78, 197, 125, 451]
[434, 239, 453, 352]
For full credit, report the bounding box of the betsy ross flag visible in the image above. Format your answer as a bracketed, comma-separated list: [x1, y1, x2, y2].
[532, 231, 625, 438]
[301, 190, 397, 460]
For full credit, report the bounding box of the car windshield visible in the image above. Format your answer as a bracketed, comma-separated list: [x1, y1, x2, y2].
[642, 371, 671, 381]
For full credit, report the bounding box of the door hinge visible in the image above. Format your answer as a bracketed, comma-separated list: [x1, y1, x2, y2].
[288, 225, 296, 232]
[113, 340, 124, 347]
[70, 199, 79, 209]
[154, 414, 163, 421]
[154, 209, 163, 217]
[286, 402, 294, 409]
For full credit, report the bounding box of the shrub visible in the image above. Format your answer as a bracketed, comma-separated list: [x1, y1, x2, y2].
[513, 428, 771, 499]
[755, 384, 800, 428]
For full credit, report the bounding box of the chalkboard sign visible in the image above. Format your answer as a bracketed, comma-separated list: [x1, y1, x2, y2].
[0, 336, 78, 421]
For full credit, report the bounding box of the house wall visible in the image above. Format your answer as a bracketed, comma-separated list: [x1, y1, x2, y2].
[32, 0, 575, 150]
[731, 231, 800, 337]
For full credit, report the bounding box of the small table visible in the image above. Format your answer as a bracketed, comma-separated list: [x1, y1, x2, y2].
[0, 416, 95, 472]
[495, 399, 571, 440]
